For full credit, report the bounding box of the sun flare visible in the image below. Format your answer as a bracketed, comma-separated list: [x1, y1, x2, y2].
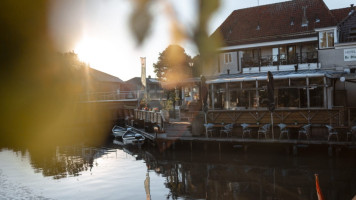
[74, 37, 100, 64]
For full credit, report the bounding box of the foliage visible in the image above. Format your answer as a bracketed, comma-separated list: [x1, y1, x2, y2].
[130, 0, 223, 75]
[192, 55, 203, 77]
[153, 45, 192, 83]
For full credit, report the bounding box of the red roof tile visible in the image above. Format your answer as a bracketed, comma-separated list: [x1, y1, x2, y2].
[331, 7, 353, 23]
[212, 0, 338, 47]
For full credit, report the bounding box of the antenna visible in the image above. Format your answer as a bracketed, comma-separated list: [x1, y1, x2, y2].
[257, 0, 259, 6]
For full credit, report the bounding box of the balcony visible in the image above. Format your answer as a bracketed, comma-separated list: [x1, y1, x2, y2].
[241, 51, 318, 73]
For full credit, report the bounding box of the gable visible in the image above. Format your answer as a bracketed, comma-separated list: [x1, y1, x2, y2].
[212, 0, 338, 46]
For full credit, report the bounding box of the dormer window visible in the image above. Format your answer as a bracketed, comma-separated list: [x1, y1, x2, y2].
[224, 53, 232, 64]
[319, 30, 334, 49]
[315, 15, 320, 23]
[290, 17, 295, 26]
[256, 25, 261, 30]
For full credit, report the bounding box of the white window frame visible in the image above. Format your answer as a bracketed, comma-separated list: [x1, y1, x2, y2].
[224, 53, 232, 64]
[317, 27, 337, 49]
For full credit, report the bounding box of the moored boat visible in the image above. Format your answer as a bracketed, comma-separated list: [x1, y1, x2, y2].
[122, 129, 145, 146]
[112, 125, 126, 138]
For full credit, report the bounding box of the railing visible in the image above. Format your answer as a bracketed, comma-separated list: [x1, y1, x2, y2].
[80, 91, 144, 102]
[340, 34, 356, 43]
[241, 52, 318, 68]
[206, 108, 344, 126]
[134, 109, 163, 127]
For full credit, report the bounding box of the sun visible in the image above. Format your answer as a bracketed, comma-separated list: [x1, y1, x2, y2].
[73, 36, 120, 73]
[74, 37, 99, 64]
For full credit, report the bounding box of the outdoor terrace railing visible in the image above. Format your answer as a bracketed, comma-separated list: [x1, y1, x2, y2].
[241, 51, 318, 68]
[206, 108, 344, 126]
[80, 91, 144, 102]
[134, 109, 163, 127]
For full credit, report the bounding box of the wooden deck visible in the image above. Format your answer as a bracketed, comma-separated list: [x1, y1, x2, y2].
[131, 108, 356, 155]
[129, 124, 356, 147]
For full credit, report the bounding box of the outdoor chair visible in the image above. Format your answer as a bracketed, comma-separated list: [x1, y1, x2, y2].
[220, 123, 234, 137]
[241, 123, 251, 138]
[160, 110, 170, 128]
[204, 123, 215, 137]
[298, 124, 311, 140]
[278, 123, 289, 139]
[347, 126, 356, 141]
[258, 124, 271, 139]
[325, 125, 339, 141]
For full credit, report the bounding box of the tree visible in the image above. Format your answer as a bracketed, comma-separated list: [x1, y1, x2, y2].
[191, 55, 203, 77]
[153, 45, 192, 86]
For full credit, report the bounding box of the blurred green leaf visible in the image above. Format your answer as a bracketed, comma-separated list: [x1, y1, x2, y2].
[129, 0, 153, 45]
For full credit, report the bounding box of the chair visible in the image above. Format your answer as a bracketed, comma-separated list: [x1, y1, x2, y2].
[241, 123, 251, 138]
[347, 126, 356, 141]
[278, 123, 289, 139]
[220, 123, 234, 137]
[160, 110, 170, 128]
[298, 124, 311, 140]
[325, 125, 339, 141]
[258, 124, 271, 139]
[204, 123, 215, 137]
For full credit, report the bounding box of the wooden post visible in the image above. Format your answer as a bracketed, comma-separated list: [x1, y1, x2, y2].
[218, 142, 221, 161]
[271, 112, 274, 140]
[293, 145, 298, 156]
[306, 77, 310, 108]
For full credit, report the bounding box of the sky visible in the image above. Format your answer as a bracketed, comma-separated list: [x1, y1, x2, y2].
[49, 0, 355, 81]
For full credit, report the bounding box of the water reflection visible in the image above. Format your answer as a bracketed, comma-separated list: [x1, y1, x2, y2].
[142, 148, 356, 200]
[1, 141, 356, 199]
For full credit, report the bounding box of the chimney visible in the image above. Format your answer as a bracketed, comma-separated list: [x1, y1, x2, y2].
[301, 6, 308, 27]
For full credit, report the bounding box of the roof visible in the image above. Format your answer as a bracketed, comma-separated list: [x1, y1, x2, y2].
[206, 70, 343, 84]
[330, 7, 352, 23]
[125, 77, 142, 86]
[89, 68, 123, 83]
[212, 0, 338, 47]
[147, 78, 160, 84]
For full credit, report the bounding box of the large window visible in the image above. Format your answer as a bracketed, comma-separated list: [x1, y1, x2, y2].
[224, 53, 232, 64]
[319, 31, 334, 49]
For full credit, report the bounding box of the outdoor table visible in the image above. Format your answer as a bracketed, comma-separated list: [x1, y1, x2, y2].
[212, 124, 225, 137]
[333, 126, 349, 140]
[286, 124, 303, 139]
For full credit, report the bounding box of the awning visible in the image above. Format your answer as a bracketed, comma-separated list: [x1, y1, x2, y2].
[206, 70, 343, 84]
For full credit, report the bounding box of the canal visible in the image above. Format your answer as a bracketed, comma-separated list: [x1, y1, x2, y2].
[1, 139, 355, 200]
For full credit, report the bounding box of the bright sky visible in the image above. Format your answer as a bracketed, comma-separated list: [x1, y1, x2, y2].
[49, 0, 355, 81]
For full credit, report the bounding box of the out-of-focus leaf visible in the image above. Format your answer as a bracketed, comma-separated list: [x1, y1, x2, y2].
[129, 0, 153, 45]
[194, 0, 222, 76]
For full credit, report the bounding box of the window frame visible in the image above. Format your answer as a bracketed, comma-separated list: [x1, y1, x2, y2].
[224, 53, 232, 64]
[319, 30, 335, 49]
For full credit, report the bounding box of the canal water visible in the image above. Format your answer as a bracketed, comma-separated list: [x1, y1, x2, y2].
[1, 140, 355, 200]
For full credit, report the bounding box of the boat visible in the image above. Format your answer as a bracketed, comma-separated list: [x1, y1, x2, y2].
[122, 129, 145, 146]
[112, 125, 127, 138]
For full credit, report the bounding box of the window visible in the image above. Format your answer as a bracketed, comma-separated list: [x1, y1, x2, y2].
[224, 53, 232, 64]
[319, 31, 334, 49]
[350, 27, 356, 37]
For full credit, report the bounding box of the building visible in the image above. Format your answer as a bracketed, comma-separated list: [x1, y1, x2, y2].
[198, 0, 356, 126]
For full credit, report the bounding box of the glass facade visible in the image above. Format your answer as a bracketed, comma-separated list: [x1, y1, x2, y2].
[211, 77, 327, 110]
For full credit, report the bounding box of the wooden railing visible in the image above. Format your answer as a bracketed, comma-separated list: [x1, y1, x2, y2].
[134, 109, 163, 127]
[206, 108, 345, 126]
